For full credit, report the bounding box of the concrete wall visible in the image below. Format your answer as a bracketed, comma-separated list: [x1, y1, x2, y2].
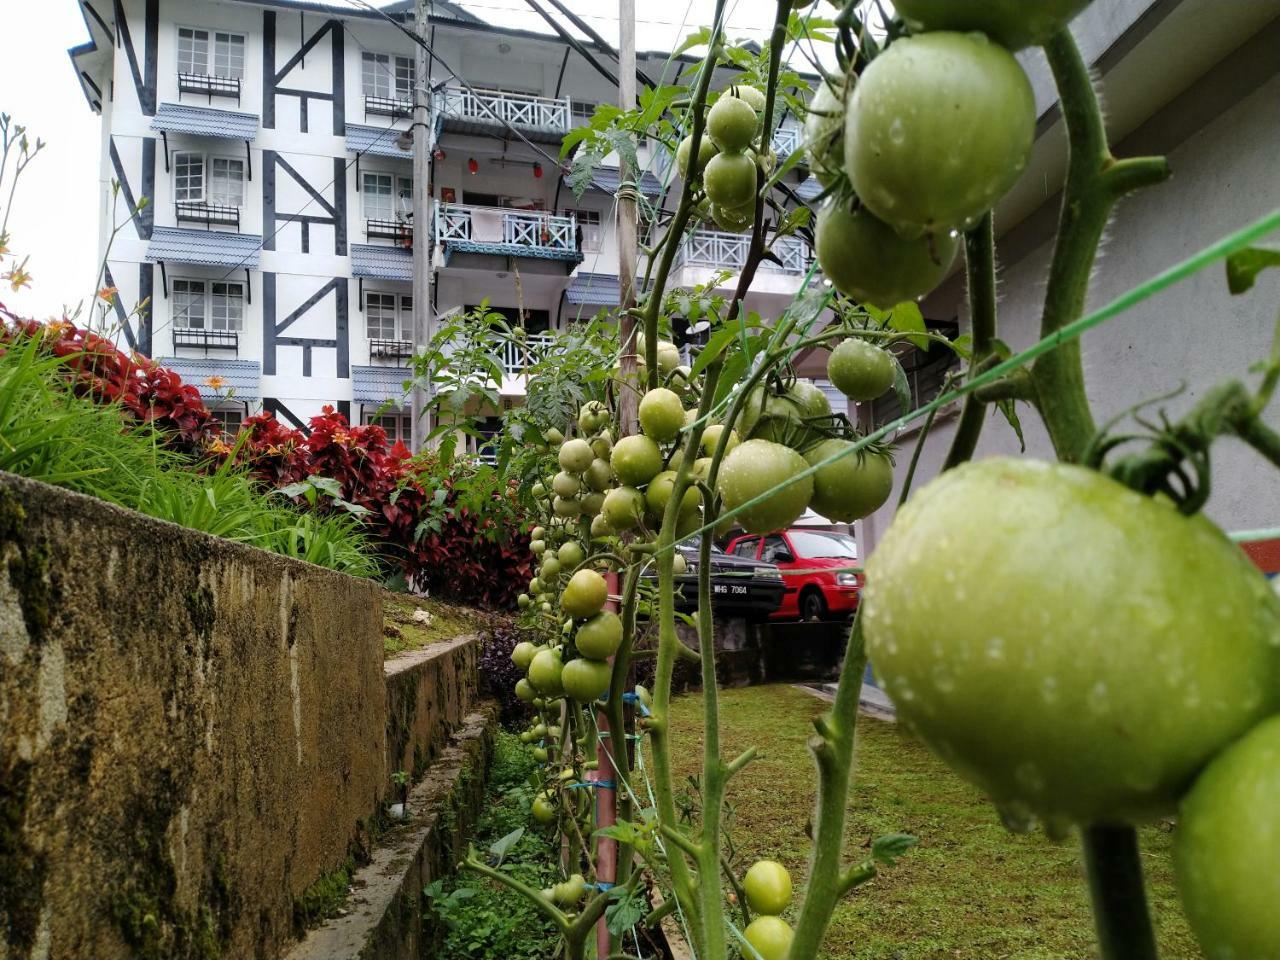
[861, 15, 1280, 550]
[0, 471, 388, 960]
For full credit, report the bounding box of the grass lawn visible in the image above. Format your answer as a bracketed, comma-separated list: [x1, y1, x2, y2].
[668, 684, 1200, 960]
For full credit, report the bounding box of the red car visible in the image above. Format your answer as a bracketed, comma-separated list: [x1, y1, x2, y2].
[725, 529, 862, 621]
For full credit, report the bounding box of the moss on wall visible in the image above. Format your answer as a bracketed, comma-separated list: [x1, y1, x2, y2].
[0, 489, 52, 645]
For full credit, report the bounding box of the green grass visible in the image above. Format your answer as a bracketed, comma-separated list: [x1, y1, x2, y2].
[668, 684, 1200, 960]
[382, 593, 487, 658]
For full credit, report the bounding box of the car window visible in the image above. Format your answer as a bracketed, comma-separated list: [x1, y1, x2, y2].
[731, 537, 758, 558]
[761, 535, 791, 563]
[786, 530, 858, 559]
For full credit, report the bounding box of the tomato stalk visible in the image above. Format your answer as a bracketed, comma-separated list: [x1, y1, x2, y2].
[1032, 30, 1170, 464]
[1082, 825, 1160, 960]
[943, 212, 998, 470]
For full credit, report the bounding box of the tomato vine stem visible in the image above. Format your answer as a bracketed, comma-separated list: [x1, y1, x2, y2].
[1082, 825, 1160, 960]
[943, 212, 998, 470]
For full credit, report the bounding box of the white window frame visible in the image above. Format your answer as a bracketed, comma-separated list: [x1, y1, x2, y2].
[362, 172, 413, 221]
[173, 278, 246, 332]
[364, 411, 412, 444]
[177, 26, 246, 80]
[564, 208, 602, 252]
[173, 151, 245, 208]
[365, 291, 412, 341]
[361, 52, 415, 101]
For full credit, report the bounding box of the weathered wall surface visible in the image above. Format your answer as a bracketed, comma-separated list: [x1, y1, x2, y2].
[384, 635, 481, 781]
[0, 472, 387, 960]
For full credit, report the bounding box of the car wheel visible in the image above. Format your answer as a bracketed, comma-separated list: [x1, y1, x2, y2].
[800, 589, 827, 622]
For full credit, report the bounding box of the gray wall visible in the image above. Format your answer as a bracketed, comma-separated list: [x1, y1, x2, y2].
[861, 16, 1280, 551]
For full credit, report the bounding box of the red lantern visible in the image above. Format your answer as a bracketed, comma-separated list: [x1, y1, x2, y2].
[467, 157, 478, 175]
[533, 162, 543, 179]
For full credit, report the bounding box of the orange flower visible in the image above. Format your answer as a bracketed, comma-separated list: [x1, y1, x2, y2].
[5, 266, 32, 291]
[204, 375, 228, 390]
[98, 286, 119, 302]
[207, 438, 232, 455]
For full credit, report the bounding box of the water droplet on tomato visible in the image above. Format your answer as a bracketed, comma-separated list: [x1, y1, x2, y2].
[888, 118, 906, 146]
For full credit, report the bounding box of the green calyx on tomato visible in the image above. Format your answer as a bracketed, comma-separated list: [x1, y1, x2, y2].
[894, 0, 1095, 51]
[828, 338, 897, 402]
[864, 458, 1280, 828]
[716, 439, 814, 534]
[816, 201, 959, 309]
[805, 439, 894, 523]
[845, 31, 1035, 235]
[1175, 714, 1280, 960]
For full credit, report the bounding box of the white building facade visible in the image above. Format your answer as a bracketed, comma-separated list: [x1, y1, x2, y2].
[70, 0, 818, 445]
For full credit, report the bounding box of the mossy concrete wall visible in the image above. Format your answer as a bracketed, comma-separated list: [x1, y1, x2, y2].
[0, 472, 388, 960]
[384, 635, 480, 782]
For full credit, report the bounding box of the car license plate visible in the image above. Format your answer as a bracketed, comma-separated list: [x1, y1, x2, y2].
[714, 584, 748, 595]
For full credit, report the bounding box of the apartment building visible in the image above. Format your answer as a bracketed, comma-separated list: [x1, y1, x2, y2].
[69, 0, 818, 447]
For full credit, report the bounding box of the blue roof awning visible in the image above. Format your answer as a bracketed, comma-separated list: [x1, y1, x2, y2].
[345, 124, 414, 160]
[353, 365, 411, 405]
[151, 103, 259, 141]
[146, 227, 262, 269]
[154, 357, 261, 402]
[564, 166, 664, 198]
[795, 177, 824, 201]
[565, 272, 620, 306]
[351, 244, 413, 282]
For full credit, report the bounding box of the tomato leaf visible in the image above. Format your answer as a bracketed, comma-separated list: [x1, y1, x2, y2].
[488, 827, 524, 866]
[890, 353, 912, 417]
[604, 887, 647, 936]
[993, 399, 1027, 452]
[886, 301, 929, 350]
[1226, 247, 1280, 295]
[871, 833, 918, 866]
[690, 325, 738, 377]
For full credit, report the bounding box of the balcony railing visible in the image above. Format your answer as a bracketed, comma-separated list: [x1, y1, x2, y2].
[366, 218, 413, 245]
[369, 337, 414, 360]
[365, 94, 413, 120]
[498, 333, 556, 377]
[178, 72, 242, 106]
[173, 328, 239, 354]
[435, 86, 571, 133]
[176, 201, 241, 231]
[772, 123, 802, 158]
[677, 229, 811, 274]
[434, 203, 577, 254]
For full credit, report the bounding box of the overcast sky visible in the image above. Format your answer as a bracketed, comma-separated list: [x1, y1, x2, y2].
[0, 0, 846, 322]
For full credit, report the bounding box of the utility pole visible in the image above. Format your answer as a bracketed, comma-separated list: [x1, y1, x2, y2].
[615, 0, 640, 436]
[410, 0, 434, 454]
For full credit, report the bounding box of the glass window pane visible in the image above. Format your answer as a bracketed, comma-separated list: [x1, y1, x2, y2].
[366, 292, 397, 339]
[395, 56, 415, 100]
[211, 282, 244, 331]
[174, 153, 205, 202]
[174, 280, 206, 329]
[363, 173, 393, 220]
[178, 27, 209, 75]
[362, 53, 391, 98]
[210, 158, 244, 206]
[214, 32, 245, 79]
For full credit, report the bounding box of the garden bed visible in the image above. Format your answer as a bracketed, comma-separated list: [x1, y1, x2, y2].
[381, 592, 488, 657]
[669, 685, 1200, 959]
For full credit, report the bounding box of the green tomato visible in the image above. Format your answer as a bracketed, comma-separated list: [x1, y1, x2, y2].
[743, 860, 794, 916]
[544, 427, 565, 445]
[576, 611, 623, 659]
[591, 431, 613, 459]
[562, 568, 609, 619]
[864, 458, 1280, 827]
[559, 438, 594, 473]
[511, 640, 538, 671]
[788, 379, 831, 421]
[676, 133, 720, 178]
[717, 440, 814, 534]
[590, 513, 613, 539]
[527, 647, 565, 697]
[516, 593, 531, 610]
[704, 151, 758, 209]
[805, 440, 894, 523]
[578, 400, 610, 435]
[552, 471, 581, 498]
[540, 556, 562, 580]
[846, 31, 1035, 235]
[710, 200, 755, 233]
[514, 678, 537, 703]
[828, 338, 896, 402]
[529, 577, 544, 595]
[584, 458, 613, 493]
[561, 656, 613, 703]
[728, 84, 766, 113]
[611, 435, 664, 486]
[531, 746, 549, 762]
[701, 424, 740, 458]
[602, 486, 646, 532]
[558, 540, 586, 569]
[895, 0, 1094, 50]
[707, 93, 759, 152]
[805, 75, 847, 187]
[744, 916, 794, 960]
[530, 525, 546, 541]
[656, 341, 681, 375]
[645, 470, 701, 519]
[531, 482, 547, 500]
[816, 202, 959, 309]
[552, 496, 582, 518]
[531, 793, 557, 824]
[530, 539, 547, 556]
[580, 492, 605, 517]
[639, 387, 686, 443]
[1176, 715, 1280, 960]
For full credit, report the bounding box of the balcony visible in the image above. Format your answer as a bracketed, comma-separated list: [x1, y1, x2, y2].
[176, 201, 241, 231]
[772, 123, 802, 158]
[365, 94, 413, 120]
[178, 72, 242, 106]
[369, 337, 414, 360]
[173, 328, 239, 355]
[433, 203, 583, 266]
[677, 229, 811, 274]
[435, 86, 571, 143]
[366, 218, 413, 246]
[498, 332, 556, 376]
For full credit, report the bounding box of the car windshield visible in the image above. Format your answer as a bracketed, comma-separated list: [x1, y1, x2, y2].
[787, 530, 858, 559]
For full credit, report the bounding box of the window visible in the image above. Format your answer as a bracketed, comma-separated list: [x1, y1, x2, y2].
[571, 100, 597, 123]
[761, 535, 792, 564]
[563, 209, 602, 252]
[213, 408, 244, 437]
[178, 27, 245, 79]
[173, 279, 245, 331]
[364, 412, 412, 444]
[173, 153, 244, 207]
[363, 172, 412, 221]
[786, 531, 858, 560]
[366, 292, 411, 340]
[731, 537, 759, 559]
[362, 52, 414, 101]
